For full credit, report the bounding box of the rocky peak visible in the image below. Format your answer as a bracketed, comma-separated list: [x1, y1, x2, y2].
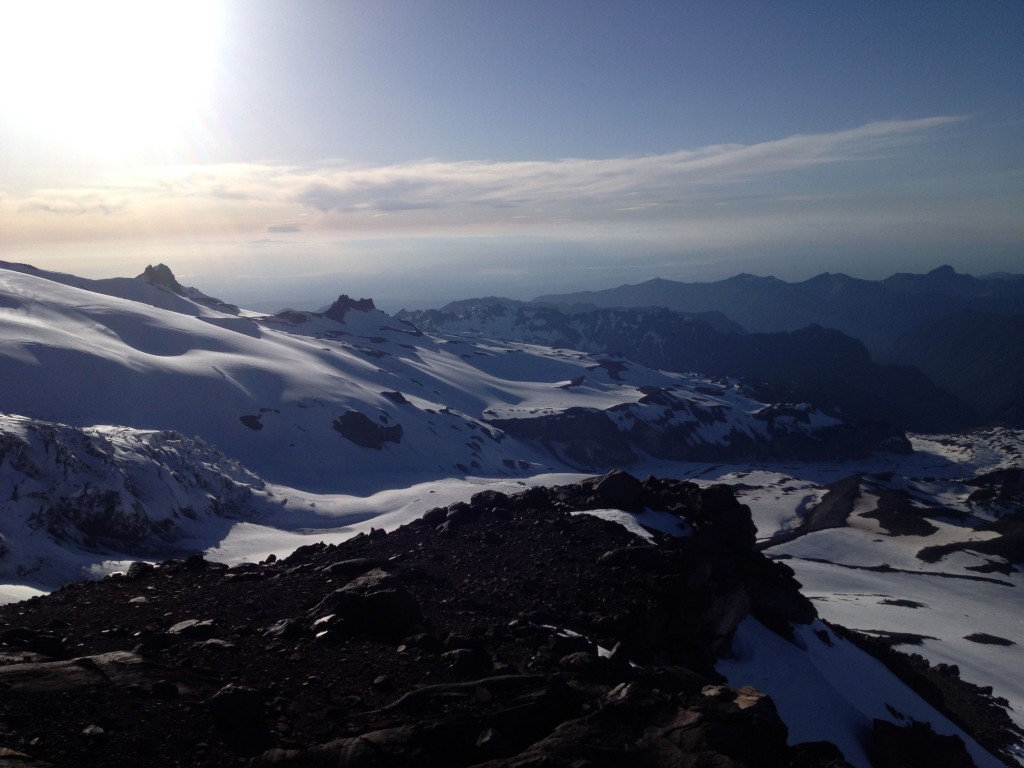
[138, 263, 186, 295]
[321, 294, 376, 323]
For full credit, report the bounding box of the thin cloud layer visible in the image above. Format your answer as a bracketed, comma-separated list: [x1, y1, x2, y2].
[0, 116, 975, 247]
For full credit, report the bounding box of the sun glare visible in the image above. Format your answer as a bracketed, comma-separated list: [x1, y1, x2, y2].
[0, 0, 225, 159]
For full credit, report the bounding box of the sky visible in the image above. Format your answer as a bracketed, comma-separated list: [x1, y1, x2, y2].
[1, 0, 1022, 311]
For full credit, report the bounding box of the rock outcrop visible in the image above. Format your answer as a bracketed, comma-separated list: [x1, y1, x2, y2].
[139, 263, 187, 295]
[490, 395, 911, 471]
[332, 410, 404, 449]
[322, 294, 376, 323]
[0, 472, 1003, 767]
[0, 415, 261, 584]
[139, 264, 241, 314]
[0, 473, 848, 767]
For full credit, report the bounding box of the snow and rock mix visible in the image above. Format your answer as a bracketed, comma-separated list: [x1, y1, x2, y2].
[0, 261, 1021, 766]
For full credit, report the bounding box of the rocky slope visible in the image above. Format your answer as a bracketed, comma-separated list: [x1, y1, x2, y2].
[0, 472, 1006, 767]
[0, 414, 273, 586]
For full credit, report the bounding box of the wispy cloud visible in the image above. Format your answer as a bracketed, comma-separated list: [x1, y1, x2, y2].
[0, 116, 973, 246]
[284, 116, 965, 214]
[16, 191, 127, 217]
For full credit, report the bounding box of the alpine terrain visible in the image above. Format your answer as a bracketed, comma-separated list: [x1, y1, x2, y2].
[0, 260, 1021, 767]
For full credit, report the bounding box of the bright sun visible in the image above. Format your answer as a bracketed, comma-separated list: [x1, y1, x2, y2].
[0, 0, 225, 159]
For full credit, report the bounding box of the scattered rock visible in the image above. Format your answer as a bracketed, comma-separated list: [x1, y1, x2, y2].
[0, 472, 1001, 767]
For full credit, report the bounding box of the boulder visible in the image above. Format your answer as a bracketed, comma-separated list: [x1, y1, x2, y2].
[593, 469, 645, 512]
[166, 619, 217, 640]
[307, 569, 422, 638]
[208, 684, 271, 755]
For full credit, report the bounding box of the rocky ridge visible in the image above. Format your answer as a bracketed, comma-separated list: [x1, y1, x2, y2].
[0, 472, 1004, 767]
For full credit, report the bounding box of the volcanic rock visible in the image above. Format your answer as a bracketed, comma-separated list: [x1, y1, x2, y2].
[0, 472, 902, 767]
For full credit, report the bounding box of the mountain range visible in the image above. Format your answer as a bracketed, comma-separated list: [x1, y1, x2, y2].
[529, 265, 1024, 425]
[0, 260, 1021, 767]
[890, 309, 1024, 426]
[534, 265, 1024, 355]
[398, 301, 975, 433]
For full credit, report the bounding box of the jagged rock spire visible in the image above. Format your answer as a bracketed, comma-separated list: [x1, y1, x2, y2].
[139, 264, 185, 296]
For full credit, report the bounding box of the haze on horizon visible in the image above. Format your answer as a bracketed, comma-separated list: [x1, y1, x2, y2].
[1, 0, 1022, 312]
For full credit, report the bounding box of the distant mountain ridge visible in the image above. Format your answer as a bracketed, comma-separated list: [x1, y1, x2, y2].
[423, 296, 747, 335]
[534, 265, 1024, 356]
[399, 301, 976, 433]
[891, 309, 1024, 427]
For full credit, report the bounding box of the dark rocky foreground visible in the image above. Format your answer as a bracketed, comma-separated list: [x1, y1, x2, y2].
[0, 472, 996, 767]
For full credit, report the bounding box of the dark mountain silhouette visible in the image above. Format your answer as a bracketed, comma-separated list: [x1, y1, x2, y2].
[534, 266, 1024, 358]
[400, 303, 977, 433]
[427, 295, 746, 334]
[139, 263, 241, 314]
[891, 310, 1024, 426]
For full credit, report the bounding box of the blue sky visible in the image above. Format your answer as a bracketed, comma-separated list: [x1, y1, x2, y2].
[1, 0, 1021, 310]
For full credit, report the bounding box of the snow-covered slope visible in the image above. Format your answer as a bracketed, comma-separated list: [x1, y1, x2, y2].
[721, 618, 1005, 768]
[0, 261, 905, 586]
[0, 265, 552, 491]
[0, 260, 241, 319]
[0, 263, 899, 493]
[687, 429, 1024, 759]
